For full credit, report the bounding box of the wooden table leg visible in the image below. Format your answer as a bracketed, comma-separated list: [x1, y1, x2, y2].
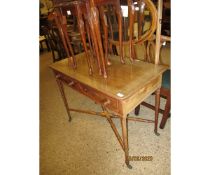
[55, 77, 72, 122]
[154, 88, 160, 135]
[121, 116, 132, 169]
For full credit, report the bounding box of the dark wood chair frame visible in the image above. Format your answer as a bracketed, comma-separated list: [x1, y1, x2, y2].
[41, 24, 67, 62]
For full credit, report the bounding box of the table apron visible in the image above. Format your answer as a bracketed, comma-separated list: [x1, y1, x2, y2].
[54, 71, 122, 115]
[121, 75, 162, 115]
[54, 70, 162, 117]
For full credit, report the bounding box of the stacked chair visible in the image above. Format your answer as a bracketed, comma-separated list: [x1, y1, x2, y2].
[48, 0, 170, 128]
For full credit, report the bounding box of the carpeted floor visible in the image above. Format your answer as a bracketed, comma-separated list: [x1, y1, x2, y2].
[40, 49, 170, 175]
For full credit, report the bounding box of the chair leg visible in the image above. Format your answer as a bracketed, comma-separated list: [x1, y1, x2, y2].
[40, 41, 44, 52]
[160, 95, 170, 129]
[77, 8, 93, 75]
[134, 104, 140, 116]
[45, 39, 50, 52]
[52, 50, 56, 62]
[154, 88, 160, 136]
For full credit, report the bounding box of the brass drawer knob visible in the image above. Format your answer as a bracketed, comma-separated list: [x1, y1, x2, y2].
[103, 99, 110, 106]
[55, 74, 61, 79]
[68, 81, 74, 86]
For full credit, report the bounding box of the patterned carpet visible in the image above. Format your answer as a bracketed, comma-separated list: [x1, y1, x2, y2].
[40, 50, 170, 175]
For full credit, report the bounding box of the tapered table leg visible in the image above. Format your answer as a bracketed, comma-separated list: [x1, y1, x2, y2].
[121, 116, 132, 169]
[154, 88, 160, 135]
[55, 77, 72, 122]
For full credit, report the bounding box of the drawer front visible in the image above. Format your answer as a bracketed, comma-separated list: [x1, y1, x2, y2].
[78, 83, 119, 112]
[122, 76, 162, 114]
[55, 72, 119, 113]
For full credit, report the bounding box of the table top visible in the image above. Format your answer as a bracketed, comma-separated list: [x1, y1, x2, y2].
[50, 52, 168, 100]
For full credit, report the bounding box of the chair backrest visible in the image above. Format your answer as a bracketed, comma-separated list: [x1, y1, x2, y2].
[85, 0, 159, 64]
[128, 0, 157, 44]
[41, 23, 67, 59]
[83, 0, 124, 77]
[143, 0, 171, 66]
[110, 0, 158, 61]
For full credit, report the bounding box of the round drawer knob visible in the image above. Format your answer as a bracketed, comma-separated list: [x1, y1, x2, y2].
[55, 74, 61, 79]
[103, 99, 110, 106]
[68, 81, 74, 86]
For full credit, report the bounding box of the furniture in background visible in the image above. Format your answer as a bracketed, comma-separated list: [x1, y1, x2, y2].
[40, 24, 67, 62]
[161, 0, 170, 36]
[40, 15, 51, 52]
[150, 0, 170, 36]
[39, 35, 48, 52]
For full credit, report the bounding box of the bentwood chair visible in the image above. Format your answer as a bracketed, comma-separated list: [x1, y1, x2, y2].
[109, 0, 158, 62]
[134, 0, 171, 129]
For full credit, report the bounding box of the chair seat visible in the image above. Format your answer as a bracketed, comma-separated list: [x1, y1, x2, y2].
[162, 69, 170, 89]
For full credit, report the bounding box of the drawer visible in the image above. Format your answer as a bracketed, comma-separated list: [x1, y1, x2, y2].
[77, 83, 119, 112]
[55, 72, 119, 112]
[55, 72, 77, 87]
